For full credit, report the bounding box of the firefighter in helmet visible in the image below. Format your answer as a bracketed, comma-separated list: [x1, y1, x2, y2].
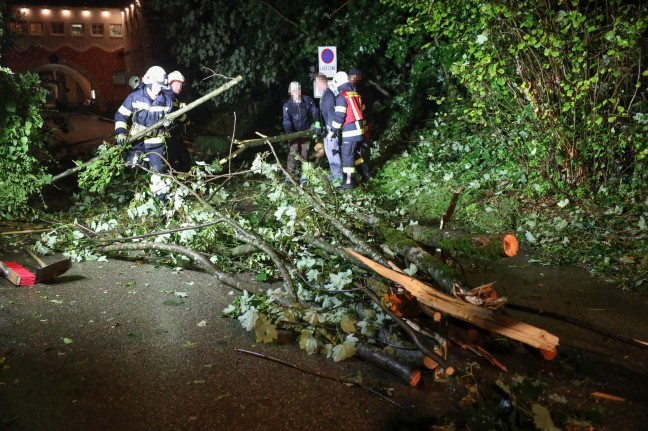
[115, 66, 174, 172]
[114, 66, 173, 198]
[328, 71, 368, 190]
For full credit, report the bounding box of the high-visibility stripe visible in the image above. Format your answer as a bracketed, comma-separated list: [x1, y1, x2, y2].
[342, 167, 356, 173]
[132, 101, 150, 109]
[115, 121, 128, 130]
[118, 106, 132, 116]
[332, 120, 342, 129]
[354, 157, 364, 165]
[342, 129, 363, 137]
[149, 106, 169, 113]
[334, 106, 347, 113]
[143, 137, 164, 145]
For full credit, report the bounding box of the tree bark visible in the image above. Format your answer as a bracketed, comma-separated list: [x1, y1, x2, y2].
[219, 129, 315, 165]
[405, 225, 519, 258]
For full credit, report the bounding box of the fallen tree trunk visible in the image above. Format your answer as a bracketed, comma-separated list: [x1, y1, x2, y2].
[359, 283, 455, 375]
[219, 129, 315, 165]
[379, 226, 467, 296]
[346, 249, 560, 358]
[506, 303, 648, 350]
[405, 225, 519, 258]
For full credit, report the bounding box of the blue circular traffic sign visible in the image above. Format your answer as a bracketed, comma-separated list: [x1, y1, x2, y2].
[321, 48, 334, 64]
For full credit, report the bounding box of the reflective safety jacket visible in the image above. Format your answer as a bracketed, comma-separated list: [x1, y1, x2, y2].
[331, 82, 364, 142]
[115, 86, 173, 146]
[283, 95, 319, 134]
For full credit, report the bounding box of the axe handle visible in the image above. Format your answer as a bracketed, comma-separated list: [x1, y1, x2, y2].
[24, 248, 46, 268]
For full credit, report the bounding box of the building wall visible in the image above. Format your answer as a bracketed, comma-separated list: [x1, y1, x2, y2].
[4, 2, 151, 113]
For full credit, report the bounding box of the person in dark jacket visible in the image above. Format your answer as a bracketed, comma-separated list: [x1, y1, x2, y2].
[282, 81, 320, 182]
[315, 74, 342, 183]
[329, 71, 367, 190]
[163, 70, 191, 172]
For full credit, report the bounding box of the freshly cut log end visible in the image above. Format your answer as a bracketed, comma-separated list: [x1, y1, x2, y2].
[502, 234, 519, 257]
[423, 356, 439, 370]
[540, 348, 558, 360]
[409, 369, 421, 387]
[356, 342, 422, 386]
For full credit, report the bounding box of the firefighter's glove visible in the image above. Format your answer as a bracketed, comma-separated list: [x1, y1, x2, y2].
[313, 121, 322, 136]
[162, 116, 173, 129]
[115, 133, 127, 145]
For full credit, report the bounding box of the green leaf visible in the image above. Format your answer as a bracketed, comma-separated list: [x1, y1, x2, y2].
[254, 316, 277, 343]
[299, 330, 318, 354]
[331, 336, 357, 362]
[238, 307, 259, 331]
[63, 337, 73, 345]
[532, 403, 559, 431]
[182, 341, 198, 349]
[340, 315, 357, 333]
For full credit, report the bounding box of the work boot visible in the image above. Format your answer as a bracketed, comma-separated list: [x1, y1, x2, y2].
[336, 174, 355, 191]
[336, 183, 354, 191]
[358, 163, 372, 182]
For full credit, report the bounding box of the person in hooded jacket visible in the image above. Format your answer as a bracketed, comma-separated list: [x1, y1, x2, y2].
[282, 81, 320, 183]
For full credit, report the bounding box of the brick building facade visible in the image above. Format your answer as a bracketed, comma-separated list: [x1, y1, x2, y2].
[3, 0, 153, 113]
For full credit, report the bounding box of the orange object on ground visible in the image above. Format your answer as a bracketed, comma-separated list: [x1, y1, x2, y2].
[502, 234, 519, 257]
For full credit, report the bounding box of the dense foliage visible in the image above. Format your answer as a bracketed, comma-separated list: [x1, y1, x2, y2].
[0, 69, 50, 219]
[376, 0, 647, 287]
[1, 1, 49, 220]
[145, 1, 404, 113]
[385, 0, 648, 195]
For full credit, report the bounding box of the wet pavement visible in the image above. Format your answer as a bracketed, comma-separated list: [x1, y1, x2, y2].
[1, 243, 647, 430]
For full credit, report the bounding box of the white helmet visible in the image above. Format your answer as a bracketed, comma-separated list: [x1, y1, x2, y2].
[142, 66, 169, 88]
[168, 70, 185, 84]
[332, 71, 349, 90]
[128, 75, 140, 89]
